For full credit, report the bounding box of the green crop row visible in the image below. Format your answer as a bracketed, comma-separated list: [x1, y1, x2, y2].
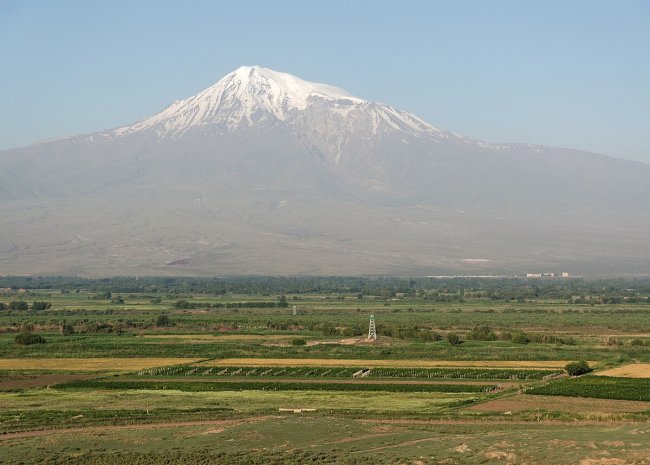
[367, 367, 558, 380]
[135, 365, 558, 380]
[58, 379, 494, 393]
[135, 365, 360, 377]
[525, 376, 650, 401]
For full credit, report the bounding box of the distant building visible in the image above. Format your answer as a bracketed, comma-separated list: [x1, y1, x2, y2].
[526, 272, 570, 278]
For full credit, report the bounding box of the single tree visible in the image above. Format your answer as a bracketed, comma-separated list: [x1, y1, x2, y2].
[156, 314, 171, 327]
[565, 360, 592, 376]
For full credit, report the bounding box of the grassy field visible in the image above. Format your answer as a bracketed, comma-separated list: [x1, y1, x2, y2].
[2, 416, 650, 465]
[0, 358, 201, 371]
[1, 277, 650, 463]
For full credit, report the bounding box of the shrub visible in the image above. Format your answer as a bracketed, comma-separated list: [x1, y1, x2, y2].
[630, 338, 644, 346]
[31, 301, 52, 311]
[291, 338, 307, 346]
[321, 322, 338, 336]
[156, 314, 172, 327]
[511, 332, 529, 344]
[175, 300, 192, 309]
[565, 360, 592, 376]
[8, 301, 28, 311]
[61, 323, 75, 336]
[15, 332, 46, 345]
[447, 333, 461, 345]
[468, 325, 496, 341]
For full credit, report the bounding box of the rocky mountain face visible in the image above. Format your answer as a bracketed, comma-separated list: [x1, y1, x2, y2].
[1, 66, 649, 276]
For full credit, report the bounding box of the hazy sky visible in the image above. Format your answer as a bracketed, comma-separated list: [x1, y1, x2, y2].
[1, 1, 649, 162]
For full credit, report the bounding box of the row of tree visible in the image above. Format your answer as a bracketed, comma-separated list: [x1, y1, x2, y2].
[0, 301, 51, 311]
[4, 276, 650, 300]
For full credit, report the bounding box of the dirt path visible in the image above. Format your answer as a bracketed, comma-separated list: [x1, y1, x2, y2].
[0, 416, 272, 441]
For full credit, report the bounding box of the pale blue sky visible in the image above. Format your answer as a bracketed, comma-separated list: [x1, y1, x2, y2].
[1, 1, 649, 162]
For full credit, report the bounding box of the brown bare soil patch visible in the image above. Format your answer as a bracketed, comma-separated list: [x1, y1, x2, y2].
[468, 394, 650, 414]
[0, 416, 271, 441]
[205, 358, 573, 369]
[484, 450, 517, 462]
[0, 374, 92, 391]
[579, 459, 627, 465]
[595, 363, 650, 378]
[0, 358, 200, 371]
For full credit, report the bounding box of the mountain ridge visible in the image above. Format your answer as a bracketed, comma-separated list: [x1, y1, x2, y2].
[0, 66, 649, 276]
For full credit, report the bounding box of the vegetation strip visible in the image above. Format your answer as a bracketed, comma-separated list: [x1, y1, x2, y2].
[204, 358, 573, 368]
[138, 364, 558, 380]
[525, 376, 650, 401]
[124, 377, 508, 386]
[0, 358, 202, 371]
[0, 416, 265, 440]
[58, 379, 494, 393]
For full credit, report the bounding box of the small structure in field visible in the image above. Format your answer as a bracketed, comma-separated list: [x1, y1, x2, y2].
[279, 408, 316, 414]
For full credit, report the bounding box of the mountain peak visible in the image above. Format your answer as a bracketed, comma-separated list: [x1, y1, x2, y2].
[113, 66, 365, 137]
[227, 65, 362, 108]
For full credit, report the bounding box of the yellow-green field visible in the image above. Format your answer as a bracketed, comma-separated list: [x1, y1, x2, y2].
[0, 358, 200, 371]
[595, 363, 650, 378]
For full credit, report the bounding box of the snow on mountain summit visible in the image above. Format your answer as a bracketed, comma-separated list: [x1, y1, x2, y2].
[112, 66, 448, 142]
[114, 66, 363, 137]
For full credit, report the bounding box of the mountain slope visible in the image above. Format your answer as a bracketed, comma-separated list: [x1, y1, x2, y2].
[0, 66, 649, 276]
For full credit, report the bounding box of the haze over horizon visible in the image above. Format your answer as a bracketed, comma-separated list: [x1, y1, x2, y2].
[1, 0, 649, 163]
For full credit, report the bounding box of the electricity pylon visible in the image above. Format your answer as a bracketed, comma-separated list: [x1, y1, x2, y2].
[367, 314, 377, 340]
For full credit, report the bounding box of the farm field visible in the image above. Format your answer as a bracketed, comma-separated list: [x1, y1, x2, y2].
[526, 376, 650, 401]
[595, 362, 650, 378]
[468, 394, 650, 415]
[0, 358, 202, 371]
[2, 416, 650, 465]
[1, 276, 650, 463]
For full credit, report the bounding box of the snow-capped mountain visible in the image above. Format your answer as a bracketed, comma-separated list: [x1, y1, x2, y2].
[114, 66, 364, 136]
[110, 66, 453, 168]
[113, 66, 448, 139]
[1, 66, 649, 276]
